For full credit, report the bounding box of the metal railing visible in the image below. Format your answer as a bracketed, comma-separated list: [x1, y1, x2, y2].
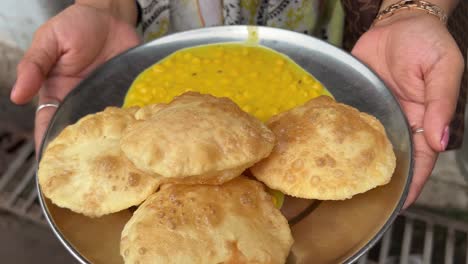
[0, 138, 45, 225]
[358, 208, 468, 264]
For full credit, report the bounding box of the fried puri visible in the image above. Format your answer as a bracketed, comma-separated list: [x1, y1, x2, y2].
[38, 107, 161, 217]
[120, 92, 276, 184]
[251, 96, 396, 200]
[120, 176, 293, 264]
[133, 103, 167, 120]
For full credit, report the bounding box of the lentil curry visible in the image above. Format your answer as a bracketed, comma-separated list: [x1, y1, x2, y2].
[123, 43, 331, 122]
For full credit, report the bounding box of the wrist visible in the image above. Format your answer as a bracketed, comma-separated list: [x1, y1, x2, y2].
[75, 0, 138, 26]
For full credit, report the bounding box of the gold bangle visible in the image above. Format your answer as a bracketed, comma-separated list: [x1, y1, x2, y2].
[374, 0, 448, 25]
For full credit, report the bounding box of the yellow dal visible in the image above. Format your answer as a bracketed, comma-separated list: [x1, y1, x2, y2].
[123, 43, 332, 208]
[123, 43, 331, 122]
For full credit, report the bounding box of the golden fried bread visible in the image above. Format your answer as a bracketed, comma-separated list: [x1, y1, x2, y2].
[133, 103, 166, 120]
[120, 176, 293, 264]
[158, 166, 245, 185]
[121, 92, 275, 183]
[251, 96, 396, 200]
[38, 107, 161, 217]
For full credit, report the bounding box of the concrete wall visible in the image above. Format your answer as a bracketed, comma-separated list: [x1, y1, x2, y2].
[0, 0, 72, 49]
[0, 0, 72, 93]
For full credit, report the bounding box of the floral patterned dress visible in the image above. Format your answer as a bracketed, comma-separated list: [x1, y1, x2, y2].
[137, 0, 345, 47]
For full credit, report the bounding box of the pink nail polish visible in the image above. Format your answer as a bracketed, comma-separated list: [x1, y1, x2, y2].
[440, 126, 450, 151]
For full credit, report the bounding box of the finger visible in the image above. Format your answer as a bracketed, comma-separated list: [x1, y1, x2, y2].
[34, 75, 84, 155]
[402, 133, 438, 209]
[423, 49, 464, 152]
[11, 24, 59, 105]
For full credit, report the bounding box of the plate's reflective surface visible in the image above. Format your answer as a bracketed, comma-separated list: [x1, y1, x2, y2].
[37, 26, 413, 264]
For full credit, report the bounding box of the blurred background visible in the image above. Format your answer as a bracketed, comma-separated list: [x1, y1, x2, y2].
[0, 1, 466, 263]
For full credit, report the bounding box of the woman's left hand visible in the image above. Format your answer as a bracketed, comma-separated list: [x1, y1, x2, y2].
[351, 11, 464, 209]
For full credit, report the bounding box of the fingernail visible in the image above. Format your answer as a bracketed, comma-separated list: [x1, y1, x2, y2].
[440, 126, 450, 151]
[10, 79, 17, 98]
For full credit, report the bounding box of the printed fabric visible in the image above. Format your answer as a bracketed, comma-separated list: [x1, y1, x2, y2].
[137, 0, 344, 47]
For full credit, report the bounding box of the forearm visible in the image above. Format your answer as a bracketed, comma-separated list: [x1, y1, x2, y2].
[380, 0, 460, 15]
[75, 0, 138, 25]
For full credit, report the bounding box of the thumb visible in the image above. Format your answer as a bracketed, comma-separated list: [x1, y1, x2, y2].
[423, 52, 464, 152]
[11, 25, 59, 104]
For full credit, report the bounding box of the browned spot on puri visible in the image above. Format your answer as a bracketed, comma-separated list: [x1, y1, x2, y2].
[315, 157, 326, 167]
[314, 154, 336, 168]
[138, 247, 147, 255]
[94, 155, 120, 172]
[128, 173, 140, 187]
[326, 154, 337, 167]
[359, 149, 376, 166]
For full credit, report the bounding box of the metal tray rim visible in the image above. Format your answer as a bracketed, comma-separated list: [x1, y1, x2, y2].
[36, 25, 414, 264]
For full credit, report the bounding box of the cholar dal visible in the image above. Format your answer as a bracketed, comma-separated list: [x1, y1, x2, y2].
[123, 43, 331, 122]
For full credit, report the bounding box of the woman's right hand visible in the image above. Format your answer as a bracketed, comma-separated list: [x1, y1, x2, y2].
[10, 2, 141, 153]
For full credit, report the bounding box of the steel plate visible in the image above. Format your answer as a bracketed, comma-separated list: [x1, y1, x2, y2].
[37, 26, 413, 264]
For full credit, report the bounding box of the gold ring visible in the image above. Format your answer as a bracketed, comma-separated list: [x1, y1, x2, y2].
[413, 127, 424, 134]
[36, 102, 60, 113]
